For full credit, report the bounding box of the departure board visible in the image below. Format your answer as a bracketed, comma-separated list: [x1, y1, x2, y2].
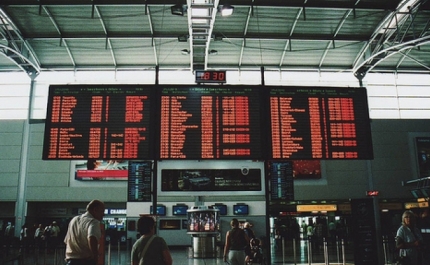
[43, 85, 153, 160]
[127, 161, 152, 202]
[159, 86, 263, 159]
[269, 87, 373, 159]
[268, 161, 294, 200]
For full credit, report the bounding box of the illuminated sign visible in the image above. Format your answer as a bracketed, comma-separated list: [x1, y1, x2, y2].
[296, 204, 337, 212]
[366, 190, 379, 196]
[43, 85, 153, 160]
[159, 86, 263, 159]
[195, 70, 226, 83]
[269, 87, 373, 159]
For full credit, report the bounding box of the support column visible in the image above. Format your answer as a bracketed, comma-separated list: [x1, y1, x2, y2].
[14, 73, 37, 236]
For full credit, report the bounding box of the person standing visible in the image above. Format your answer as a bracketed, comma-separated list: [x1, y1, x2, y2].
[243, 222, 255, 239]
[20, 224, 29, 253]
[396, 210, 424, 265]
[223, 218, 249, 265]
[64, 200, 105, 265]
[34, 224, 45, 251]
[4, 222, 14, 252]
[131, 216, 172, 265]
[50, 221, 61, 248]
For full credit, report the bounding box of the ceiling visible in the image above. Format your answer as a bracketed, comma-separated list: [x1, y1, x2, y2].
[0, 0, 429, 80]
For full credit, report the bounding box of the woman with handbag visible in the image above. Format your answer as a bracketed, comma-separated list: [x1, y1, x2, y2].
[131, 216, 172, 265]
[396, 210, 424, 265]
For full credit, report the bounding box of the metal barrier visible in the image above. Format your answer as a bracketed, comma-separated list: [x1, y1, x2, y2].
[1, 239, 131, 265]
[277, 236, 348, 265]
[0, 244, 66, 265]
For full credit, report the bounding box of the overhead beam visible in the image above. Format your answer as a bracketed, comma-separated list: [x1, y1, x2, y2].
[23, 33, 372, 42]
[0, 0, 408, 11]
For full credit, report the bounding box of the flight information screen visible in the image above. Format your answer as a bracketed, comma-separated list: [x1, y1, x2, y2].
[43, 85, 153, 160]
[159, 86, 263, 159]
[269, 87, 373, 159]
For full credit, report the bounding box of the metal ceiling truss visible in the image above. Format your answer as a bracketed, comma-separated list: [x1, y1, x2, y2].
[353, 0, 430, 79]
[1, 0, 428, 75]
[0, 7, 40, 76]
[1, 0, 406, 11]
[187, 0, 219, 71]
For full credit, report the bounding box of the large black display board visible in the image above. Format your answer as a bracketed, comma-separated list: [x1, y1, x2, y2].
[43, 85, 153, 160]
[160, 169, 262, 192]
[159, 86, 263, 159]
[269, 87, 373, 159]
[43, 85, 373, 161]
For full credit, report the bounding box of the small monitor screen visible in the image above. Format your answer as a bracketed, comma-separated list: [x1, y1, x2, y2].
[212, 204, 227, 215]
[233, 204, 249, 215]
[422, 187, 430, 197]
[172, 205, 188, 216]
[150, 205, 166, 216]
[411, 189, 424, 199]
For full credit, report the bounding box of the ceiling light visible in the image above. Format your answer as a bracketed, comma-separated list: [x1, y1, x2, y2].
[171, 4, 186, 16]
[209, 49, 218, 55]
[181, 49, 190, 55]
[220, 5, 234, 16]
[177, 35, 189, 42]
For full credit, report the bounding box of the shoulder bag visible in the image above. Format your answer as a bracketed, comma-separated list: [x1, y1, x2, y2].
[140, 235, 156, 264]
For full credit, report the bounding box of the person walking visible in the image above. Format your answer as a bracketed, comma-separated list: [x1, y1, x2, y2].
[223, 218, 249, 265]
[131, 216, 172, 265]
[64, 200, 105, 265]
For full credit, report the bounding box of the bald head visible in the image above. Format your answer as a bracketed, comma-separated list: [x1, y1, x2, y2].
[86, 200, 105, 221]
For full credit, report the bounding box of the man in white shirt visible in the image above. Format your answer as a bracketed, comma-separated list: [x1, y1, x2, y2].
[64, 200, 105, 265]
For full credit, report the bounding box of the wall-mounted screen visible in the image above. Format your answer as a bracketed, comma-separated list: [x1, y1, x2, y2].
[268, 86, 373, 159]
[159, 219, 181, 230]
[150, 205, 166, 216]
[74, 160, 128, 180]
[157, 160, 265, 196]
[43, 85, 154, 160]
[159, 85, 263, 159]
[422, 187, 430, 198]
[411, 189, 424, 199]
[172, 205, 189, 216]
[416, 137, 430, 178]
[127, 161, 152, 202]
[161, 169, 261, 192]
[233, 204, 249, 215]
[212, 204, 227, 215]
[268, 161, 294, 200]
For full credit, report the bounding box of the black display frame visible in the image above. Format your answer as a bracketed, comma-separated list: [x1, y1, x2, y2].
[172, 205, 189, 216]
[233, 204, 249, 215]
[266, 86, 373, 160]
[42, 84, 373, 161]
[156, 85, 266, 160]
[43, 84, 156, 160]
[211, 204, 227, 215]
[150, 205, 167, 216]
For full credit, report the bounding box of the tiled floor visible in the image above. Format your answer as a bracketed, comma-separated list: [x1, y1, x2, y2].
[3, 237, 397, 265]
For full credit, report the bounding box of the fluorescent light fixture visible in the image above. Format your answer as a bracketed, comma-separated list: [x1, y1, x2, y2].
[220, 5, 234, 16]
[171, 4, 186, 16]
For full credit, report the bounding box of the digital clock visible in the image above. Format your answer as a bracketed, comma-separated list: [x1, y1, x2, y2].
[195, 70, 226, 83]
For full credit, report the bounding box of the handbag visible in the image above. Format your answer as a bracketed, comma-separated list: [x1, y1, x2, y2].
[140, 235, 156, 265]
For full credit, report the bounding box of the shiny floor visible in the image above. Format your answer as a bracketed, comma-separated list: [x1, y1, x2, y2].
[2, 238, 396, 265]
